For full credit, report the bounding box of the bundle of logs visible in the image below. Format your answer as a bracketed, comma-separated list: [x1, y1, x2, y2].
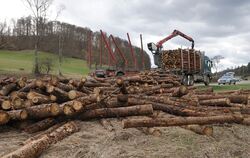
[0, 70, 250, 158]
[161, 48, 201, 73]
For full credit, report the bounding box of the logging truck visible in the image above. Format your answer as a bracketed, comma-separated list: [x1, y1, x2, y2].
[148, 30, 212, 86]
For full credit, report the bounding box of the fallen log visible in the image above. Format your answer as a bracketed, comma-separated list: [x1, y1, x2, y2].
[171, 85, 188, 97]
[7, 109, 28, 121]
[123, 115, 243, 128]
[78, 104, 154, 120]
[24, 118, 56, 133]
[2, 121, 79, 158]
[199, 98, 231, 106]
[1, 100, 12, 110]
[0, 111, 10, 125]
[68, 90, 86, 100]
[26, 103, 60, 119]
[0, 83, 16, 96]
[182, 125, 213, 136]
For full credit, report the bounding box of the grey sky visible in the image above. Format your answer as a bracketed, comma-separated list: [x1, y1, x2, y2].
[1, 0, 250, 70]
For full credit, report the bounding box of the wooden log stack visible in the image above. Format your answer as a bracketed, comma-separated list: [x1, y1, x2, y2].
[1, 70, 250, 157]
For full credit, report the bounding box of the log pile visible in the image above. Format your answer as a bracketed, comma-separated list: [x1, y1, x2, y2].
[0, 71, 250, 157]
[161, 48, 201, 73]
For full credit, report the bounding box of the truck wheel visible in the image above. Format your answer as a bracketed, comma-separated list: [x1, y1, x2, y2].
[188, 75, 194, 86]
[182, 75, 194, 86]
[204, 75, 210, 86]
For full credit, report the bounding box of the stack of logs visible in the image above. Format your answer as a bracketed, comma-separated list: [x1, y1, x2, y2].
[161, 48, 201, 73]
[0, 70, 250, 158]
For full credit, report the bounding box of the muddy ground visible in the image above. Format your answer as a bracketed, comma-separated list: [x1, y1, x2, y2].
[0, 119, 250, 158]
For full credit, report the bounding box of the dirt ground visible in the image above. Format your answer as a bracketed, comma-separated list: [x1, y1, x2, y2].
[0, 119, 250, 158]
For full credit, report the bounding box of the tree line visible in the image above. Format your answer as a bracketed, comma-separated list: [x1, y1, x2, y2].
[0, 16, 151, 73]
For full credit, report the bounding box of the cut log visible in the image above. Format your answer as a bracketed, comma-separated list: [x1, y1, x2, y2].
[1, 100, 12, 110]
[18, 81, 36, 92]
[68, 90, 85, 100]
[0, 83, 16, 96]
[26, 103, 60, 119]
[46, 85, 69, 102]
[57, 82, 74, 92]
[123, 115, 244, 128]
[0, 111, 10, 125]
[182, 125, 213, 136]
[32, 96, 50, 104]
[24, 118, 56, 133]
[242, 117, 250, 125]
[11, 97, 25, 109]
[7, 109, 28, 121]
[99, 119, 115, 131]
[171, 85, 188, 97]
[2, 121, 79, 158]
[78, 104, 154, 120]
[199, 98, 231, 106]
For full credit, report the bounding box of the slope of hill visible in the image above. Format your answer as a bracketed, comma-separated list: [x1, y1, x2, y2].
[0, 50, 90, 77]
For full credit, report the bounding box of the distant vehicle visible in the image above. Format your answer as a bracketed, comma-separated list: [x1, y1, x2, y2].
[217, 75, 237, 85]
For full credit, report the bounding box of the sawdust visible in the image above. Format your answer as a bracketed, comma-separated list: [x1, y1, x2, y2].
[0, 120, 250, 158]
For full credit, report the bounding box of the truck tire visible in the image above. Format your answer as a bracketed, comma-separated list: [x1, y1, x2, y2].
[204, 75, 210, 86]
[182, 75, 194, 86]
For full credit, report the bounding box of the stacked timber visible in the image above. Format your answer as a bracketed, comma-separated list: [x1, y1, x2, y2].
[161, 48, 202, 73]
[0, 71, 250, 157]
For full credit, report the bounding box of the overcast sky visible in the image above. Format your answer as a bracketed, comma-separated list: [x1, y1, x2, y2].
[1, 0, 250, 70]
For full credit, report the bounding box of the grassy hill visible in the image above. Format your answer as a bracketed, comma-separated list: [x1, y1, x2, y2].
[0, 50, 90, 77]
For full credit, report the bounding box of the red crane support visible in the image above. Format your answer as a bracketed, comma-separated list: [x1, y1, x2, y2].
[127, 33, 137, 69]
[99, 34, 103, 67]
[100, 30, 117, 66]
[110, 35, 128, 67]
[88, 31, 92, 68]
[140, 34, 144, 70]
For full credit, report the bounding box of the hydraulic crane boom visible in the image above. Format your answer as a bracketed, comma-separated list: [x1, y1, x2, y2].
[157, 30, 194, 49]
[148, 30, 194, 55]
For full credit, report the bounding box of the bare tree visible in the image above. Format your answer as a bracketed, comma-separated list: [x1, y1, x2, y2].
[23, 0, 53, 75]
[211, 55, 224, 75]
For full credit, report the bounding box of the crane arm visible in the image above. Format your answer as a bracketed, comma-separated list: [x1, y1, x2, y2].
[156, 30, 194, 49]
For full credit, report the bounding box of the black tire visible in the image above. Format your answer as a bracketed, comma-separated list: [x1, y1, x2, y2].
[204, 75, 210, 86]
[182, 75, 194, 86]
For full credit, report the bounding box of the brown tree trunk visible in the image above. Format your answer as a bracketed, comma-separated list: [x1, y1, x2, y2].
[182, 125, 213, 136]
[199, 98, 231, 106]
[1, 100, 12, 110]
[78, 104, 153, 120]
[24, 118, 56, 133]
[26, 103, 59, 119]
[7, 109, 28, 121]
[0, 83, 16, 96]
[171, 85, 188, 97]
[123, 115, 243, 128]
[2, 121, 79, 158]
[68, 90, 86, 100]
[0, 111, 10, 125]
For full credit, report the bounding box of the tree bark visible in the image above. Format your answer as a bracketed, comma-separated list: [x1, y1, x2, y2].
[123, 115, 243, 128]
[0, 83, 16, 96]
[78, 104, 153, 120]
[24, 118, 56, 133]
[199, 98, 231, 106]
[26, 103, 59, 119]
[182, 125, 213, 136]
[7, 109, 28, 121]
[2, 121, 79, 158]
[0, 111, 10, 125]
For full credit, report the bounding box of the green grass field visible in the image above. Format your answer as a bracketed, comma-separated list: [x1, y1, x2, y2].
[0, 50, 90, 77]
[196, 83, 250, 92]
